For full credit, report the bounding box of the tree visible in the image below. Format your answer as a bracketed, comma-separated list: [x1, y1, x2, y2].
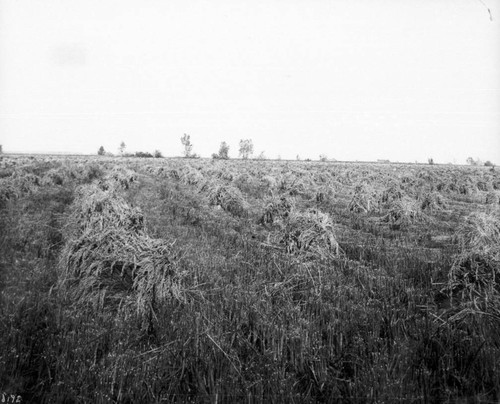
[154, 150, 163, 158]
[218, 141, 229, 159]
[119, 141, 126, 156]
[98, 146, 105, 156]
[319, 154, 328, 162]
[428, 157, 434, 165]
[466, 157, 482, 166]
[239, 139, 254, 159]
[0, 145, 2, 154]
[212, 142, 230, 159]
[181, 134, 193, 158]
[256, 151, 266, 160]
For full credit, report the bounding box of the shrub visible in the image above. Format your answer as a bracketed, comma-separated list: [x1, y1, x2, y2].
[134, 151, 154, 158]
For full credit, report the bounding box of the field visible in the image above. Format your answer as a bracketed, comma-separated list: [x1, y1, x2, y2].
[1, 155, 500, 403]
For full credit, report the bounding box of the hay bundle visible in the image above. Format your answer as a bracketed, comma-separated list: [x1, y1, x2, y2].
[485, 191, 500, 206]
[443, 212, 500, 310]
[0, 177, 18, 206]
[41, 168, 65, 186]
[477, 180, 493, 192]
[276, 173, 309, 196]
[206, 183, 248, 217]
[420, 191, 448, 212]
[348, 183, 377, 213]
[104, 166, 137, 190]
[261, 175, 278, 189]
[259, 195, 293, 225]
[179, 166, 204, 185]
[383, 196, 425, 227]
[276, 209, 339, 258]
[314, 184, 335, 203]
[168, 169, 180, 181]
[59, 184, 181, 316]
[379, 182, 404, 205]
[454, 212, 500, 260]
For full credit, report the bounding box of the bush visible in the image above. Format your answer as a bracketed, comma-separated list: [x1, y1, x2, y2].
[134, 151, 154, 158]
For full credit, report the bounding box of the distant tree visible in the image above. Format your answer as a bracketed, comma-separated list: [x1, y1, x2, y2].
[466, 157, 479, 166]
[239, 139, 254, 159]
[319, 154, 328, 162]
[119, 141, 126, 156]
[484, 161, 494, 167]
[98, 146, 105, 156]
[154, 150, 163, 158]
[296, 155, 301, 161]
[256, 151, 266, 160]
[218, 142, 230, 159]
[181, 134, 193, 158]
[213, 141, 230, 159]
[0, 145, 2, 154]
[428, 157, 434, 165]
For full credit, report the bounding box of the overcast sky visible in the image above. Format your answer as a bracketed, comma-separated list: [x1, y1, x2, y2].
[0, 0, 499, 163]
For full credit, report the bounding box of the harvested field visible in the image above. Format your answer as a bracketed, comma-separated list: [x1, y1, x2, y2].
[1, 155, 500, 402]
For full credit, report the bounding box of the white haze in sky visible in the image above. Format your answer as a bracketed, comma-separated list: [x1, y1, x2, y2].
[0, 0, 499, 163]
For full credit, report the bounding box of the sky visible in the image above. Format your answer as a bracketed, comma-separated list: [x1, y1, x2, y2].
[0, 0, 499, 163]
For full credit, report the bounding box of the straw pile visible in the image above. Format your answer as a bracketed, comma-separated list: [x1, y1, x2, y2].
[485, 191, 500, 206]
[349, 183, 378, 213]
[259, 195, 293, 225]
[276, 209, 340, 259]
[314, 183, 335, 204]
[383, 196, 425, 227]
[59, 183, 181, 318]
[453, 212, 500, 261]
[179, 166, 204, 185]
[206, 182, 249, 217]
[103, 166, 137, 190]
[379, 182, 404, 205]
[420, 191, 448, 212]
[444, 212, 500, 310]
